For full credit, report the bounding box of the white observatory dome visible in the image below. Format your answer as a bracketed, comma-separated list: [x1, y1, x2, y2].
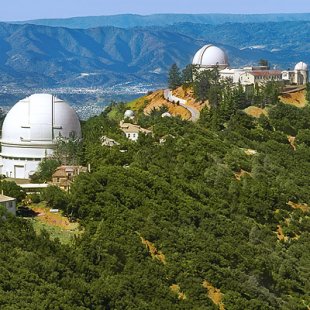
[294, 62, 308, 71]
[0, 94, 81, 179]
[192, 44, 229, 69]
[124, 109, 135, 119]
[161, 112, 172, 118]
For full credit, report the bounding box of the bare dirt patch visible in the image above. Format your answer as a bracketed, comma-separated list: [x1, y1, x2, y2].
[280, 90, 307, 108]
[202, 280, 225, 310]
[170, 284, 187, 300]
[142, 90, 191, 120]
[32, 205, 77, 230]
[287, 136, 297, 151]
[173, 87, 208, 111]
[287, 201, 309, 213]
[244, 106, 268, 118]
[234, 169, 251, 181]
[140, 236, 166, 265]
[276, 225, 289, 242]
[244, 149, 257, 156]
[27, 203, 81, 244]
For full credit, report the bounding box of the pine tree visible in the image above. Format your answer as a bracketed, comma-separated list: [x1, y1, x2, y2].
[181, 64, 194, 86]
[168, 63, 182, 90]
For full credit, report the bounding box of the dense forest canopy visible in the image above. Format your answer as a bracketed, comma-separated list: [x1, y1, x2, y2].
[0, 81, 310, 309]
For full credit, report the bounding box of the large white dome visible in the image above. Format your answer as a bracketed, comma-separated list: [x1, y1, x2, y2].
[1, 93, 81, 144]
[0, 94, 81, 179]
[294, 62, 308, 71]
[192, 44, 229, 69]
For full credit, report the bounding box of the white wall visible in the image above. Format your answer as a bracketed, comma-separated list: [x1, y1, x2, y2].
[0, 200, 16, 216]
[1, 157, 42, 178]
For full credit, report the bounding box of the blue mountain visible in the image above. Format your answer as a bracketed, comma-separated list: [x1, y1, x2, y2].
[0, 21, 308, 89]
[11, 13, 310, 29]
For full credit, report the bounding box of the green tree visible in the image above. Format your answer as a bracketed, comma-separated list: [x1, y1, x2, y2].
[42, 186, 69, 210]
[53, 132, 82, 165]
[0, 180, 26, 202]
[306, 82, 310, 103]
[31, 158, 60, 183]
[168, 63, 182, 90]
[258, 59, 270, 69]
[181, 64, 194, 86]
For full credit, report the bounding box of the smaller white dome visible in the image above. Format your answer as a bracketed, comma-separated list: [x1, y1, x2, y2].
[161, 112, 172, 118]
[295, 62, 308, 71]
[192, 44, 228, 69]
[124, 110, 135, 118]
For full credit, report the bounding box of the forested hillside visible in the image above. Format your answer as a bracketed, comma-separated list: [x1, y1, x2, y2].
[0, 81, 309, 308]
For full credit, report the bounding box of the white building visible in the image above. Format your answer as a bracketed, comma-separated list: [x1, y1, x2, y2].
[239, 70, 282, 86]
[282, 62, 308, 85]
[192, 44, 309, 86]
[0, 194, 16, 215]
[120, 121, 152, 141]
[0, 94, 81, 179]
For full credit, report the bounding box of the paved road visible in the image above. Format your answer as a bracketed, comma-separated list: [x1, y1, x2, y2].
[179, 102, 200, 122]
[164, 89, 200, 122]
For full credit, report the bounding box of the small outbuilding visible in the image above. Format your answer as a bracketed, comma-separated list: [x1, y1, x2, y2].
[51, 165, 88, 191]
[0, 194, 16, 215]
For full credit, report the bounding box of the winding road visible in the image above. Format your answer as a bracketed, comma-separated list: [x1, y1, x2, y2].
[164, 89, 200, 122]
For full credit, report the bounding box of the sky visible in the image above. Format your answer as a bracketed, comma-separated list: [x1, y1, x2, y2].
[0, 0, 310, 21]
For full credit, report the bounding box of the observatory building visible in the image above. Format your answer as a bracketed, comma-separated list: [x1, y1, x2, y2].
[192, 44, 229, 70]
[192, 44, 309, 86]
[0, 94, 81, 179]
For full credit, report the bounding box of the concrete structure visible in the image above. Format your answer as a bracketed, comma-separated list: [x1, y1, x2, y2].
[120, 121, 152, 141]
[0, 94, 81, 179]
[193, 44, 309, 86]
[51, 165, 87, 191]
[0, 194, 16, 215]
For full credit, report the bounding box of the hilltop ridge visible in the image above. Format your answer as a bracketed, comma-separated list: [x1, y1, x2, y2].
[11, 13, 310, 29]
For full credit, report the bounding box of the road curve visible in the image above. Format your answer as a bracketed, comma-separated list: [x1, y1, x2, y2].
[164, 89, 200, 122]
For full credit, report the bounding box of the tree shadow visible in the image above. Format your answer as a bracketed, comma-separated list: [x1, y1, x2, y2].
[16, 206, 39, 218]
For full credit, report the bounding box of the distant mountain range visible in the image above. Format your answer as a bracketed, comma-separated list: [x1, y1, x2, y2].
[11, 13, 310, 29]
[0, 16, 309, 92]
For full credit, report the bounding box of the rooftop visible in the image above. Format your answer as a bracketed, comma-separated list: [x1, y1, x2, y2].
[120, 121, 152, 135]
[0, 194, 16, 202]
